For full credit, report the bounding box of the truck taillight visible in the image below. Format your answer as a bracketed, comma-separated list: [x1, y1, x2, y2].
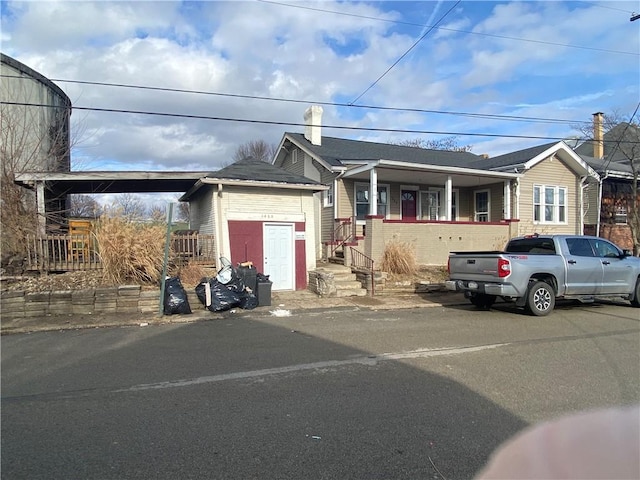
[447, 258, 451, 274]
[498, 258, 511, 277]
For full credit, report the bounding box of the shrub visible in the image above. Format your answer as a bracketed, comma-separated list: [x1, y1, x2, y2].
[94, 215, 166, 285]
[381, 238, 417, 275]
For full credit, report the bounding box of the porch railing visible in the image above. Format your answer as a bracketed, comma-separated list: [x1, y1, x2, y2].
[330, 216, 357, 257]
[349, 246, 375, 296]
[25, 233, 217, 272]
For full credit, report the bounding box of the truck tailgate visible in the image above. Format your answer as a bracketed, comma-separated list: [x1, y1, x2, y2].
[449, 255, 503, 279]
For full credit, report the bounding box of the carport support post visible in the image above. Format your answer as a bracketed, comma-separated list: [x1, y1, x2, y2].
[158, 203, 174, 316]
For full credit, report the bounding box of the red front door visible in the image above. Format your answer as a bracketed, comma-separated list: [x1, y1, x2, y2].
[401, 190, 417, 220]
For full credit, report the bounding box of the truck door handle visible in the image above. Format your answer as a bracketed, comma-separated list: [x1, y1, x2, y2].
[568, 260, 577, 265]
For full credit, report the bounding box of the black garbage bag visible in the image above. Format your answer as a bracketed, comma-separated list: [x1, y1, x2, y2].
[163, 276, 192, 315]
[225, 268, 246, 293]
[195, 278, 241, 312]
[238, 291, 259, 310]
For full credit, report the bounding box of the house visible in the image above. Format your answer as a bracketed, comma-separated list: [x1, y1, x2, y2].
[273, 106, 600, 266]
[574, 113, 640, 252]
[180, 157, 327, 291]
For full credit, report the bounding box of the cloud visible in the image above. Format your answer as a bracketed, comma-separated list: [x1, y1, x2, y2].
[2, 0, 638, 171]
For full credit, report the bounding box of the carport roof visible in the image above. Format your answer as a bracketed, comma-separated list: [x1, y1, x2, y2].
[14, 171, 210, 196]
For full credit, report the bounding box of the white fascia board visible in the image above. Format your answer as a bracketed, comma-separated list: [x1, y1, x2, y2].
[362, 159, 520, 179]
[180, 180, 205, 201]
[603, 171, 635, 180]
[524, 142, 600, 181]
[341, 161, 379, 177]
[272, 134, 289, 166]
[198, 177, 329, 191]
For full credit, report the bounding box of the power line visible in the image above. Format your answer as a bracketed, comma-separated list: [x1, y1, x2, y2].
[0, 74, 593, 127]
[1, 100, 612, 143]
[259, 0, 639, 57]
[350, 1, 460, 104]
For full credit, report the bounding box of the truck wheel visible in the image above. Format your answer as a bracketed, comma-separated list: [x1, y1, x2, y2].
[470, 294, 496, 310]
[526, 281, 555, 316]
[631, 278, 640, 307]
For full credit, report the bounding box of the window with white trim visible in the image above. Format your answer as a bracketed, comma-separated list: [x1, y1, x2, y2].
[474, 190, 490, 222]
[355, 183, 388, 220]
[533, 185, 567, 224]
[419, 189, 459, 220]
[291, 149, 298, 164]
[324, 183, 333, 207]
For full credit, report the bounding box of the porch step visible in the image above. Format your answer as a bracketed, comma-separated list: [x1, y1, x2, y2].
[310, 262, 368, 297]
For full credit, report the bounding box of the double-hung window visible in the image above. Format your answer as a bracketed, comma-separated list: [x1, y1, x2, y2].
[534, 185, 567, 224]
[474, 190, 490, 222]
[355, 184, 388, 220]
[324, 183, 334, 208]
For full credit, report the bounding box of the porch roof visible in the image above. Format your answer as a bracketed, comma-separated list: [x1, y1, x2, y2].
[14, 170, 210, 195]
[341, 159, 520, 187]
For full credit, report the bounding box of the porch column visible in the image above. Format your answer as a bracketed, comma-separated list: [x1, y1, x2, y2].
[36, 181, 46, 236]
[503, 180, 511, 219]
[445, 176, 452, 221]
[369, 167, 378, 216]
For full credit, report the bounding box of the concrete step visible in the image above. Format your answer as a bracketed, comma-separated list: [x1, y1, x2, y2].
[335, 280, 364, 290]
[336, 287, 368, 297]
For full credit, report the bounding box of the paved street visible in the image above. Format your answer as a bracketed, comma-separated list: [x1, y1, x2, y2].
[2, 300, 639, 479]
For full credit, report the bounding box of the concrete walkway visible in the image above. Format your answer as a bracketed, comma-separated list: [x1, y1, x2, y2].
[1, 289, 466, 335]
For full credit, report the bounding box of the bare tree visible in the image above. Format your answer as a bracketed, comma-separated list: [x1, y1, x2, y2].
[233, 139, 278, 163]
[175, 199, 190, 223]
[391, 136, 473, 152]
[69, 194, 102, 218]
[148, 204, 167, 224]
[1, 58, 72, 258]
[111, 193, 147, 221]
[574, 111, 640, 254]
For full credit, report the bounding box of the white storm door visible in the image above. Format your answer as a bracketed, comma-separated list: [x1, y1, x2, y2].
[263, 223, 294, 291]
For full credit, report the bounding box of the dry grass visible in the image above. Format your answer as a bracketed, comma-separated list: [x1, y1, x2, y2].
[94, 216, 166, 285]
[380, 238, 417, 275]
[173, 263, 212, 288]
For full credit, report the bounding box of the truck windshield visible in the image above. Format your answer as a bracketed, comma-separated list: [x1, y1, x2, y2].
[505, 239, 556, 254]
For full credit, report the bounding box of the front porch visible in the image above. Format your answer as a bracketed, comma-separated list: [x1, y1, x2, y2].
[327, 216, 521, 266]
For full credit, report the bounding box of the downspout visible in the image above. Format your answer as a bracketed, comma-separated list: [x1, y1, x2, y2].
[596, 173, 608, 237]
[215, 183, 224, 260]
[579, 175, 587, 235]
[514, 178, 521, 223]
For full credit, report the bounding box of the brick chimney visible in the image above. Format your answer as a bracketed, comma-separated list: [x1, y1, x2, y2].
[593, 112, 604, 159]
[304, 105, 323, 146]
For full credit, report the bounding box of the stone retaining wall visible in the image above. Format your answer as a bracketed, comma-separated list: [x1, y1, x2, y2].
[1, 287, 202, 320]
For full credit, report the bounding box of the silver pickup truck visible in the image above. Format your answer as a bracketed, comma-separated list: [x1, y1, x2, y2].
[446, 234, 640, 316]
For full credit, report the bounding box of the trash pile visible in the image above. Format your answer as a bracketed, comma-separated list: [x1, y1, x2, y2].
[162, 258, 272, 315]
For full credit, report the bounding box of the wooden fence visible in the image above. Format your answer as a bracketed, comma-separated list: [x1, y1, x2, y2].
[25, 233, 216, 272]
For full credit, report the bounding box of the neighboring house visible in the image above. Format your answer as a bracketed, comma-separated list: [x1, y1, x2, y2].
[575, 113, 640, 252]
[1, 53, 72, 233]
[181, 157, 327, 291]
[273, 106, 599, 266]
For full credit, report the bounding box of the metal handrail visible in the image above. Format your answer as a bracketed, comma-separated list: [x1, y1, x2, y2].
[330, 217, 356, 258]
[349, 246, 375, 296]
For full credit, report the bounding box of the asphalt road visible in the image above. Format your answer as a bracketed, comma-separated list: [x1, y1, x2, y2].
[2, 300, 639, 479]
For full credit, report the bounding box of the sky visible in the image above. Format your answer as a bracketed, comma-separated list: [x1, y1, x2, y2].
[1, 0, 639, 205]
